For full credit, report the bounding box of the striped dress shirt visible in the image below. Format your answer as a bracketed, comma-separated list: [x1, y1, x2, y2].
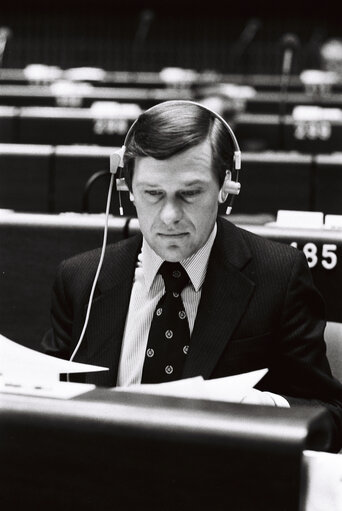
[116, 223, 217, 387]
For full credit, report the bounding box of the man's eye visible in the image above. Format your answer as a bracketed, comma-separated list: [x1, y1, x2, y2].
[181, 190, 201, 198]
[145, 190, 162, 196]
[144, 190, 163, 200]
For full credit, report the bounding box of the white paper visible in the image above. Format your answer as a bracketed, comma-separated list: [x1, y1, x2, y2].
[114, 368, 268, 403]
[0, 379, 96, 399]
[303, 450, 342, 511]
[0, 333, 108, 386]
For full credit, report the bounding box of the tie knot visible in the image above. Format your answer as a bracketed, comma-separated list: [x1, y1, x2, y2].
[159, 262, 189, 293]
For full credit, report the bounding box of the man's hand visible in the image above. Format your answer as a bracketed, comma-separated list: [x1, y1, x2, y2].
[241, 389, 290, 407]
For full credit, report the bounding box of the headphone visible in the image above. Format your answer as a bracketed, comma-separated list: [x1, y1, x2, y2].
[68, 100, 241, 366]
[110, 99, 242, 215]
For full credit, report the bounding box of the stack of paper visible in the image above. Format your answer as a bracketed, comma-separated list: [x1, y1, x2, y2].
[114, 368, 269, 403]
[0, 333, 108, 398]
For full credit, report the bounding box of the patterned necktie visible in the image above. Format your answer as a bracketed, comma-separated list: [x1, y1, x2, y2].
[141, 261, 191, 384]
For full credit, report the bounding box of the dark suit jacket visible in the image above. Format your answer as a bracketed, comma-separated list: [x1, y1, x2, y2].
[42, 216, 342, 451]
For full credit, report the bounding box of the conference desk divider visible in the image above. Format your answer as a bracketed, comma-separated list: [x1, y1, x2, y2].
[0, 84, 194, 109]
[0, 385, 334, 510]
[234, 113, 342, 154]
[1, 83, 342, 115]
[2, 67, 342, 94]
[0, 211, 129, 351]
[2, 143, 342, 216]
[1, 106, 342, 154]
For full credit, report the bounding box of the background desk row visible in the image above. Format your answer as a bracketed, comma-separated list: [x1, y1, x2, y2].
[1, 83, 342, 115]
[0, 106, 341, 153]
[1, 144, 342, 215]
[2, 67, 342, 93]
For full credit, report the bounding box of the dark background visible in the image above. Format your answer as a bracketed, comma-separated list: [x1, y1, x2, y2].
[1, 0, 340, 74]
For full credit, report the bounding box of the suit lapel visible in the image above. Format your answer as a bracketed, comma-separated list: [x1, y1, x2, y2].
[183, 217, 255, 379]
[79, 235, 142, 386]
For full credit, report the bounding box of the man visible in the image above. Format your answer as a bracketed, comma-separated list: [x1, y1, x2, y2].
[42, 100, 342, 451]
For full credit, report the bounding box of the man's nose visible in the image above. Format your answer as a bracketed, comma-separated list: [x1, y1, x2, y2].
[160, 200, 183, 225]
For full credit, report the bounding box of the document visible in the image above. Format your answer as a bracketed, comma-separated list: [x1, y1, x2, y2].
[303, 450, 342, 511]
[0, 333, 108, 398]
[114, 368, 269, 403]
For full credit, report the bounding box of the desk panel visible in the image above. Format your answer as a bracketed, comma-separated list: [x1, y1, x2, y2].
[0, 84, 193, 108]
[0, 212, 128, 350]
[0, 106, 18, 143]
[18, 107, 130, 146]
[235, 113, 342, 154]
[244, 91, 342, 115]
[0, 143, 53, 212]
[232, 152, 313, 215]
[3, 68, 342, 94]
[315, 154, 342, 215]
[0, 390, 332, 510]
[241, 223, 342, 323]
[54, 145, 136, 216]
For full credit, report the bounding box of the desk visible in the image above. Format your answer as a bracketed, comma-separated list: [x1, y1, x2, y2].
[18, 106, 132, 146]
[235, 113, 342, 153]
[240, 223, 342, 323]
[233, 151, 314, 215]
[0, 211, 128, 350]
[0, 84, 193, 108]
[2, 83, 342, 116]
[315, 153, 342, 215]
[0, 143, 319, 215]
[0, 143, 53, 212]
[53, 145, 134, 216]
[2, 68, 342, 94]
[0, 388, 333, 511]
[244, 91, 342, 115]
[0, 106, 19, 143]
[1, 106, 342, 155]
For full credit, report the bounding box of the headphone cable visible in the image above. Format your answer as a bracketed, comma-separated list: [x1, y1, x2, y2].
[67, 172, 115, 375]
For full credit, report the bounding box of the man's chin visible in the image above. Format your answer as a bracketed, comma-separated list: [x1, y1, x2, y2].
[153, 241, 193, 262]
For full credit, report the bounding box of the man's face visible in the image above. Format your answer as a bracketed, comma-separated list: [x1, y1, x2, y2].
[131, 140, 220, 262]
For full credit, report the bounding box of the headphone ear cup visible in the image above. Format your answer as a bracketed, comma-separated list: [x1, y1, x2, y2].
[129, 192, 135, 202]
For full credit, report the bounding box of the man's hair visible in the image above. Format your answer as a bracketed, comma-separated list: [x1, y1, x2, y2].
[123, 101, 235, 191]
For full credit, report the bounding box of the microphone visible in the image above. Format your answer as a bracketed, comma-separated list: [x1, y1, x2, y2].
[278, 33, 300, 149]
[280, 33, 300, 76]
[233, 18, 262, 73]
[0, 26, 12, 69]
[133, 9, 155, 50]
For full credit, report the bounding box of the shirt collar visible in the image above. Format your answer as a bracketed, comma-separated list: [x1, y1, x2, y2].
[142, 222, 217, 293]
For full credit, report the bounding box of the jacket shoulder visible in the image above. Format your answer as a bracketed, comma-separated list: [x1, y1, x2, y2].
[55, 234, 142, 293]
[219, 216, 303, 265]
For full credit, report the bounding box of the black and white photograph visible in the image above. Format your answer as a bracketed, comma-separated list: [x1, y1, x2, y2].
[1, 1, 342, 509]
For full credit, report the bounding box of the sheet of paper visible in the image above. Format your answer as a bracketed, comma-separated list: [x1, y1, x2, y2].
[114, 368, 268, 403]
[303, 450, 342, 511]
[0, 379, 96, 399]
[0, 333, 108, 385]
